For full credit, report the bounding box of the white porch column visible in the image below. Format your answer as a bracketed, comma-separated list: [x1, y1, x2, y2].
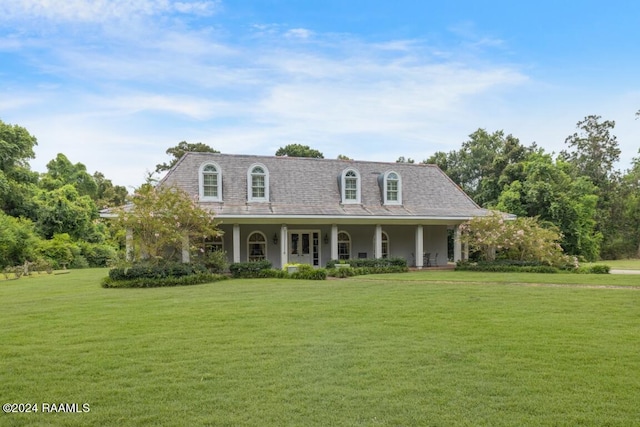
[331, 224, 338, 261]
[233, 224, 241, 263]
[454, 225, 462, 262]
[181, 233, 190, 263]
[280, 224, 288, 269]
[415, 225, 424, 268]
[374, 224, 383, 259]
[125, 228, 134, 261]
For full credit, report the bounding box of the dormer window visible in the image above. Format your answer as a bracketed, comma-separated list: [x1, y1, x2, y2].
[383, 171, 402, 205]
[248, 163, 269, 202]
[199, 162, 221, 201]
[341, 169, 361, 204]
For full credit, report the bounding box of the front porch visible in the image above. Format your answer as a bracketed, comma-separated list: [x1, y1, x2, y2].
[196, 222, 469, 269]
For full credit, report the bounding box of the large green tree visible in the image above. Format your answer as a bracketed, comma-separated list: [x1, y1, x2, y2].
[425, 129, 536, 208]
[275, 144, 324, 158]
[0, 119, 40, 217]
[495, 153, 602, 260]
[40, 153, 98, 198]
[155, 141, 219, 173]
[34, 184, 99, 241]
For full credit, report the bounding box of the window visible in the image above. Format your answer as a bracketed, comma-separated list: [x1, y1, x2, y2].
[199, 162, 221, 201]
[248, 164, 269, 202]
[381, 232, 389, 258]
[338, 231, 351, 260]
[341, 169, 361, 204]
[383, 171, 402, 205]
[204, 235, 224, 253]
[247, 232, 267, 262]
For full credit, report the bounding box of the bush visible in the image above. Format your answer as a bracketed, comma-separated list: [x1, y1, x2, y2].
[108, 261, 208, 281]
[201, 250, 229, 273]
[102, 273, 226, 288]
[326, 257, 407, 269]
[291, 268, 327, 280]
[79, 242, 118, 267]
[575, 264, 611, 274]
[229, 260, 273, 278]
[455, 260, 559, 273]
[327, 265, 408, 278]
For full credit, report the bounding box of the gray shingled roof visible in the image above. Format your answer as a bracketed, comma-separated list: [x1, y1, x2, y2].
[160, 153, 489, 220]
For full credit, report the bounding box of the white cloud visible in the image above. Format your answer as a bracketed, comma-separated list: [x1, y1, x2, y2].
[0, 0, 220, 23]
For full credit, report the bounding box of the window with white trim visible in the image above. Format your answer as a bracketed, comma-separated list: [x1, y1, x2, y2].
[338, 231, 351, 260]
[247, 232, 267, 262]
[204, 235, 224, 253]
[383, 171, 401, 205]
[341, 169, 361, 204]
[248, 164, 269, 202]
[199, 162, 221, 201]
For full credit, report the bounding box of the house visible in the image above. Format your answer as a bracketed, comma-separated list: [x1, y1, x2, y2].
[157, 152, 489, 268]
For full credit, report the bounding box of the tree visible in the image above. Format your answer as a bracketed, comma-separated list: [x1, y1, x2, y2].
[155, 141, 219, 173]
[34, 184, 99, 241]
[396, 156, 415, 163]
[93, 172, 128, 209]
[460, 211, 569, 266]
[0, 211, 41, 269]
[337, 154, 352, 161]
[113, 184, 221, 264]
[424, 129, 536, 207]
[0, 119, 40, 217]
[275, 144, 324, 158]
[561, 115, 620, 188]
[494, 153, 602, 261]
[40, 153, 98, 199]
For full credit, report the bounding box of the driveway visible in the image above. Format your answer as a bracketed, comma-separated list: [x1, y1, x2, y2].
[610, 269, 640, 275]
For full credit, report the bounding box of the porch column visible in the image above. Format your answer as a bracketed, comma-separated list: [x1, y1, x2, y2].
[374, 224, 383, 259]
[280, 224, 288, 269]
[125, 228, 134, 261]
[454, 225, 462, 262]
[233, 224, 241, 263]
[331, 224, 338, 260]
[415, 225, 424, 268]
[181, 233, 190, 263]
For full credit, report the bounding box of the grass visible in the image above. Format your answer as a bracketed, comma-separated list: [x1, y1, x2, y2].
[1, 268, 639, 426]
[587, 258, 640, 270]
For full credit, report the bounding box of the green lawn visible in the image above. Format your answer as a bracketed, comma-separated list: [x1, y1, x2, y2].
[1, 269, 639, 426]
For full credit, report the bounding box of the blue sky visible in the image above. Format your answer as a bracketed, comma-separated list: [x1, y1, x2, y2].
[1, 0, 639, 188]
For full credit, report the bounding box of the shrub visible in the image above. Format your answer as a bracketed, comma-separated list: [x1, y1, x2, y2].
[327, 264, 408, 278]
[575, 264, 611, 274]
[229, 260, 273, 278]
[102, 273, 227, 288]
[326, 257, 407, 269]
[108, 261, 208, 281]
[200, 250, 229, 273]
[79, 242, 118, 267]
[291, 268, 327, 280]
[455, 260, 559, 273]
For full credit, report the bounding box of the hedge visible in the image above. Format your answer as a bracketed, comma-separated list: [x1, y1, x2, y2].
[108, 262, 208, 281]
[455, 260, 559, 273]
[102, 273, 227, 288]
[326, 257, 407, 269]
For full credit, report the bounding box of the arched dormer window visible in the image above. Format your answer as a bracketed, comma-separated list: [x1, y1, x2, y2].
[247, 163, 269, 202]
[383, 171, 402, 205]
[199, 162, 221, 201]
[341, 169, 361, 204]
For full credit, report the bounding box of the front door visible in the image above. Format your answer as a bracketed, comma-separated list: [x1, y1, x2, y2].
[288, 231, 320, 266]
